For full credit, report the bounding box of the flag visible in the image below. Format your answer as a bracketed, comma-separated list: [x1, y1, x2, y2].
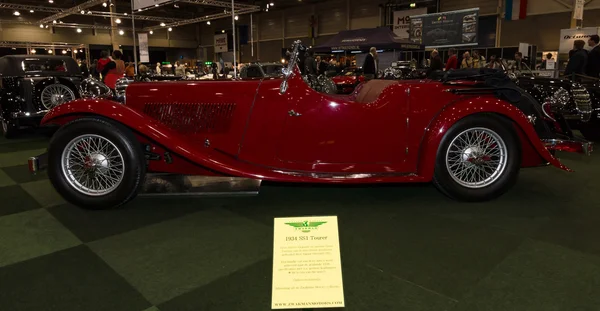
[505, 0, 528, 20]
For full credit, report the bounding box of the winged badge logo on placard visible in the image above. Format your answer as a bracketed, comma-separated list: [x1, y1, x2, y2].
[285, 221, 327, 233]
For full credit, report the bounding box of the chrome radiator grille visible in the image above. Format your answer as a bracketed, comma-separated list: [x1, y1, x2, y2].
[143, 103, 236, 134]
[571, 84, 592, 122]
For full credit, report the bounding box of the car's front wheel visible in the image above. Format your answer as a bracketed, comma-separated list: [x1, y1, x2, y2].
[432, 114, 521, 201]
[48, 117, 146, 209]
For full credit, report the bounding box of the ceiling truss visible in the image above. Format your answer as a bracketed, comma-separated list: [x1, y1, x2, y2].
[142, 6, 260, 31]
[38, 0, 109, 24]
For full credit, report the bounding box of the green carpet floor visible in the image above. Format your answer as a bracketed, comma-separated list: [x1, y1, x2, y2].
[1, 131, 599, 311]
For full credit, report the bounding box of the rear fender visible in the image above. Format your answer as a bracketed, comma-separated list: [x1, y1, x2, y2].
[41, 98, 264, 179]
[416, 97, 571, 179]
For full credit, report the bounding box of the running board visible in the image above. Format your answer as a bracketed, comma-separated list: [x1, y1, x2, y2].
[139, 174, 261, 197]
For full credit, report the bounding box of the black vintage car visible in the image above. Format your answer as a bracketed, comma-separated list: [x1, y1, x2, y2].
[0, 55, 82, 138]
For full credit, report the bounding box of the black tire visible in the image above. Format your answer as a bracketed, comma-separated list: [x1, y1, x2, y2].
[432, 114, 521, 202]
[1, 118, 18, 139]
[47, 117, 146, 209]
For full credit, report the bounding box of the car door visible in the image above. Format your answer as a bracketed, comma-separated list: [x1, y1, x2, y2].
[276, 82, 411, 173]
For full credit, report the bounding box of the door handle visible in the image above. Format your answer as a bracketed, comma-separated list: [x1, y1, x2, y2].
[288, 110, 302, 117]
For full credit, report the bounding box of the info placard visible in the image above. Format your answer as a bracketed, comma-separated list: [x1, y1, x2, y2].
[272, 216, 345, 309]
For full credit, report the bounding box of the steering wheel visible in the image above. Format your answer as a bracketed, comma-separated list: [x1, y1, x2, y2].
[280, 40, 303, 94]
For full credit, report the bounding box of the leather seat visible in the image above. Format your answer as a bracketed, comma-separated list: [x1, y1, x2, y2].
[354, 80, 399, 103]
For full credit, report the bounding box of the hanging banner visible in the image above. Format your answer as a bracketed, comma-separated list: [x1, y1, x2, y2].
[573, 0, 585, 20]
[132, 0, 170, 10]
[559, 27, 600, 53]
[410, 8, 479, 48]
[214, 33, 228, 53]
[393, 8, 427, 39]
[138, 33, 149, 63]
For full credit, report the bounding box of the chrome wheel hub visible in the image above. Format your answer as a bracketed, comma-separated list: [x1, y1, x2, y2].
[446, 128, 508, 189]
[61, 134, 125, 196]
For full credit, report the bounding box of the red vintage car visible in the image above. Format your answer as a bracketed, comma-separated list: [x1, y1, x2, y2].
[29, 41, 592, 209]
[331, 67, 365, 94]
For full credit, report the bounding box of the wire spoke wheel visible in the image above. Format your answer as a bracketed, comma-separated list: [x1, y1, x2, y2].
[41, 84, 75, 110]
[445, 127, 508, 189]
[61, 134, 125, 196]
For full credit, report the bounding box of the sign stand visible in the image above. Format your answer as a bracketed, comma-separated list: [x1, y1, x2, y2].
[130, 1, 138, 75]
[231, 0, 237, 78]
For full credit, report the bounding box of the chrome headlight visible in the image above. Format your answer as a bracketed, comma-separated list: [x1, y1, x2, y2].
[114, 78, 131, 103]
[80, 78, 112, 99]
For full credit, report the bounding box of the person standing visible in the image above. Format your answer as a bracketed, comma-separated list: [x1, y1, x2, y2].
[363, 47, 378, 80]
[89, 59, 98, 79]
[565, 40, 588, 77]
[427, 50, 443, 78]
[586, 34, 600, 78]
[96, 50, 111, 81]
[80, 60, 89, 77]
[155, 62, 162, 75]
[472, 50, 486, 68]
[460, 51, 473, 69]
[487, 55, 501, 69]
[304, 50, 317, 76]
[445, 48, 458, 71]
[102, 50, 125, 90]
[125, 62, 135, 77]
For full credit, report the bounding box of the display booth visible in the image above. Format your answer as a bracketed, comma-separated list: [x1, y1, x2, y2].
[312, 27, 423, 69]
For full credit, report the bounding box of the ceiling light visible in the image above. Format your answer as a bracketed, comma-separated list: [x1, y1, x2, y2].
[119, 30, 124, 35]
[62, 50, 67, 54]
[110, 3, 114, 6]
[102, 2, 107, 7]
[76, 28, 82, 33]
[410, 3, 416, 8]
[168, 27, 172, 31]
[59, 20, 63, 23]
[45, 25, 49, 28]
[116, 18, 121, 24]
[30, 10, 35, 13]
[266, 4, 269, 8]
[270, 2, 274, 6]
[87, 10, 92, 14]
[40, 24, 44, 28]
[48, 50, 53, 54]
[206, 21, 211, 25]
[48, 0, 53, 3]
[124, 13, 127, 15]
[12, 48, 16, 50]
[149, 30, 153, 34]
[81, 10, 85, 14]
[52, 20, 57, 24]
[174, 4, 179, 8]
[155, 4, 159, 6]
[31, 49, 36, 54]
[79, 49, 83, 52]
[74, 49, 78, 53]
[13, 11, 20, 16]
[234, 15, 238, 20]
[160, 22, 166, 26]
[138, 8, 142, 12]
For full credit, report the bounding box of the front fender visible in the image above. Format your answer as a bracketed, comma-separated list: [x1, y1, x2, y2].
[417, 96, 571, 179]
[41, 98, 270, 179]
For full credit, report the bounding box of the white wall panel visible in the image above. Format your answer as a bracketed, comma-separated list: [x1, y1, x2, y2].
[526, 0, 600, 15]
[285, 6, 312, 38]
[259, 11, 283, 40]
[316, 0, 347, 34]
[440, 0, 498, 15]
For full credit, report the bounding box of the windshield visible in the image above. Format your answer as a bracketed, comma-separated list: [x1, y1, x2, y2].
[22, 59, 67, 73]
[262, 65, 283, 77]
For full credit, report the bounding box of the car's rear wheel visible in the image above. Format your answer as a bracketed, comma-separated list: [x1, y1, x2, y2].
[432, 115, 521, 201]
[48, 117, 145, 209]
[40, 83, 76, 110]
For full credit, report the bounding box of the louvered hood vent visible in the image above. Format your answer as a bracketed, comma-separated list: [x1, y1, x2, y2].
[143, 103, 236, 134]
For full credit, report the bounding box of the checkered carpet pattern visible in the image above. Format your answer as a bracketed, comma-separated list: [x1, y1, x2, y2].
[1, 133, 600, 311]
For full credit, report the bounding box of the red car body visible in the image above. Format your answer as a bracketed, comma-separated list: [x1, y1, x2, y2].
[42, 68, 571, 184]
[331, 69, 365, 94]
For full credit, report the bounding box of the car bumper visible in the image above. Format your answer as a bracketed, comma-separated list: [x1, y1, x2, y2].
[28, 153, 48, 174]
[542, 138, 593, 156]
